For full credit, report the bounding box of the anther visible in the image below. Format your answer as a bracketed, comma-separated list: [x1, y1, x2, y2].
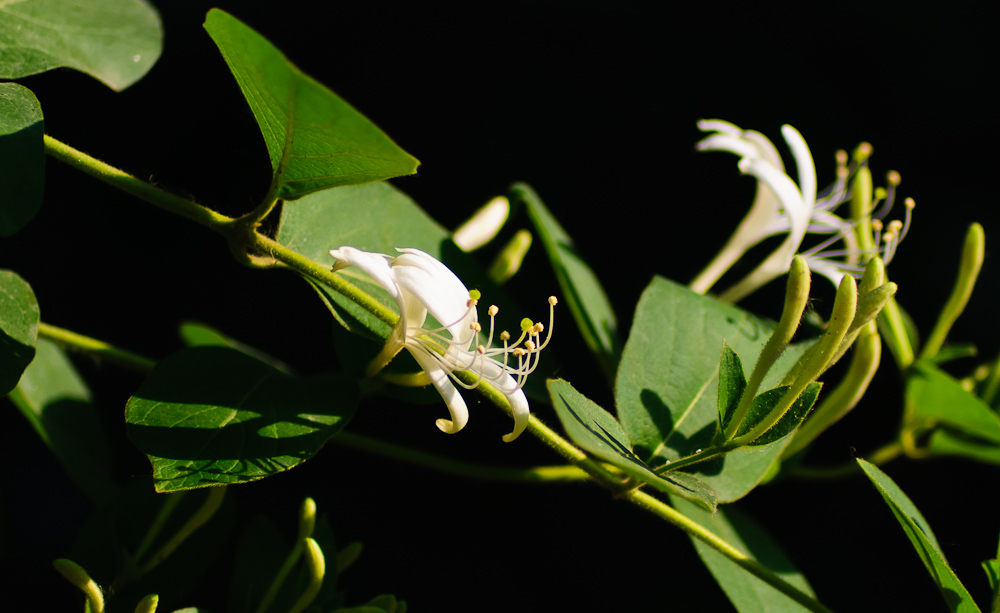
[835, 150, 848, 166]
[500, 331, 511, 341]
[887, 170, 901, 186]
[548, 296, 559, 306]
[488, 305, 499, 317]
[532, 322, 545, 334]
[513, 348, 527, 357]
[470, 322, 482, 332]
[905, 197, 915, 210]
[525, 340, 536, 351]
[477, 345, 486, 354]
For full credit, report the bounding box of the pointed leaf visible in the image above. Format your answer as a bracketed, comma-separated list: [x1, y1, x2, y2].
[1, 269, 39, 395]
[615, 276, 812, 502]
[718, 341, 747, 432]
[0, 83, 44, 236]
[204, 9, 418, 200]
[671, 496, 817, 612]
[511, 183, 620, 380]
[736, 383, 821, 446]
[0, 0, 162, 91]
[857, 459, 981, 612]
[126, 346, 357, 492]
[548, 378, 716, 511]
[9, 338, 115, 503]
[179, 320, 293, 374]
[907, 360, 1000, 445]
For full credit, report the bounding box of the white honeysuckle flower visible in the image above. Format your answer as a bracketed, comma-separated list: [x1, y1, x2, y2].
[329, 246, 556, 442]
[690, 120, 912, 302]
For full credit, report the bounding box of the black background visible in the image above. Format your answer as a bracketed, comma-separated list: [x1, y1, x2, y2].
[3, 1, 998, 611]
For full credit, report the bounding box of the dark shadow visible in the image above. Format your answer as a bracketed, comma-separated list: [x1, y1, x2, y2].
[126, 347, 356, 490]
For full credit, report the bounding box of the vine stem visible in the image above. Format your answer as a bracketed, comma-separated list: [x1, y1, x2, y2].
[46, 133, 833, 613]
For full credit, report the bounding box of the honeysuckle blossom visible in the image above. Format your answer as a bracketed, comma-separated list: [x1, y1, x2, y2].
[329, 246, 555, 442]
[690, 119, 912, 302]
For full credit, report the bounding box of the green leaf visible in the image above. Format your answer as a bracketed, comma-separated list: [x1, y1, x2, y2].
[1, 269, 39, 395]
[0, 0, 162, 91]
[928, 429, 1000, 465]
[718, 341, 747, 433]
[125, 346, 357, 492]
[179, 320, 293, 374]
[735, 383, 822, 446]
[907, 360, 1000, 446]
[857, 459, 981, 612]
[511, 183, 620, 381]
[275, 181, 449, 340]
[0, 83, 44, 236]
[9, 338, 115, 504]
[671, 496, 817, 612]
[615, 276, 812, 503]
[548, 378, 716, 511]
[204, 9, 419, 201]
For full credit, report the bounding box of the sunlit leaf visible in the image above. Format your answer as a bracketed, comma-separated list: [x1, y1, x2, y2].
[615, 276, 812, 502]
[204, 9, 418, 200]
[0, 0, 162, 91]
[0, 83, 43, 236]
[511, 183, 620, 381]
[126, 346, 357, 492]
[907, 360, 1000, 447]
[548, 378, 716, 511]
[0, 269, 39, 395]
[857, 459, 981, 613]
[671, 496, 817, 612]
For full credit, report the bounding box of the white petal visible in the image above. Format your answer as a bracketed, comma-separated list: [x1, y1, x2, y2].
[392, 249, 475, 341]
[479, 359, 530, 442]
[696, 118, 742, 135]
[780, 125, 816, 211]
[695, 133, 761, 159]
[329, 247, 401, 303]
[408, 347, 469, 434]
[738, 157, 809, 247]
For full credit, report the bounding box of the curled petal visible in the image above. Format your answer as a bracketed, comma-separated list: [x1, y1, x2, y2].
[480, 359, 530, 442]
[329, 247, 401, 303]
[409, 348, 469, 434]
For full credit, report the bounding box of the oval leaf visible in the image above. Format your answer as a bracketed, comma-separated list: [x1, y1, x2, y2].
[126, 346, 357, 492]
[0, 0, 162, 91]
[1, 269, 40, 395]
[0, 83, 44, 236]
[671, 496, 818, 612]
[204, 9, 419, 200]
[615, 276, 812, 502]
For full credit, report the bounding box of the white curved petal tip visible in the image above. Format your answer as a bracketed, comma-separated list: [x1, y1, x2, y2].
[501, 401, 530, 443]
[435, 418, 463, 434]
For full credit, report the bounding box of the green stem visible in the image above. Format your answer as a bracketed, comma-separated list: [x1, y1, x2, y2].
[625, 490, 833, 613]
[335, 431, 590, 483]
[37, 322, 156, 373]
[44, 135, 234, 231]
[138, 487, 226, 575]
[133, 492, 186, 563]
[49, 133, 830, 612]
